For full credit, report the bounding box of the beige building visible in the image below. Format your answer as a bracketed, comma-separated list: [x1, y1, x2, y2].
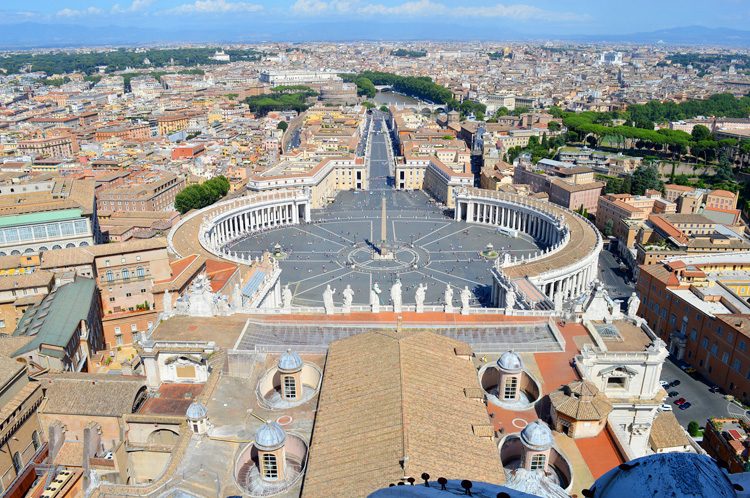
[0, 270, 54, 335]
[0, 340, 45, 496]
[395, 155, 473, 207]
[246, 155, 366, 208]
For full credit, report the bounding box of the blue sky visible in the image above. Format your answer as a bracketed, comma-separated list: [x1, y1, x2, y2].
[2, 0, 749, 34]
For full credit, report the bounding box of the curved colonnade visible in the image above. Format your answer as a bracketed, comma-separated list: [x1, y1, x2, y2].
[454, 188, 602, 309]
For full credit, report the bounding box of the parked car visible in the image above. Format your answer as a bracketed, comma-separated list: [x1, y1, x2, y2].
[709, 386, 721, 393]
[668, 391, 679, 397]
[685, 367, 697, 374]
[670, 380, 681, 387]
[679, 402, 692, 410]
[660, 404, 673, 412]
[660, 380, 670, 388]
[674, 398, 686, 405]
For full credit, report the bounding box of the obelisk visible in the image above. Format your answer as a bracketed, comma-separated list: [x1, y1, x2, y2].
[380, 192, 387, 255]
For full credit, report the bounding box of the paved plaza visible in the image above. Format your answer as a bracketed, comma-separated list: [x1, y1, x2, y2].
[228, 190, 545, 307]
[227, 113, 546, 308]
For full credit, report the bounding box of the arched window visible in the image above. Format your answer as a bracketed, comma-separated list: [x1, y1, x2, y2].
[136, 266, 144, 278]
[503, 377, 518, 400]
[65, 243, 75, 249]
[32, 431, 40, 451]
[106, 270, 114, 282]
[38, 247, 48, 252]
[52, 245, 62, 250]
[12, 452, 22, 474]
[283, 376, 297, 399]
[262, 453, 278, 480]
[79, 241, 89, 247]
[10, 250, 20, 255]
[122, 268, 130, 280]
[24, 248, 34, 253]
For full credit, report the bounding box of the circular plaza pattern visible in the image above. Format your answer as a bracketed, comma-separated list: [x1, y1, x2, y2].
[225, 189, 544, 307]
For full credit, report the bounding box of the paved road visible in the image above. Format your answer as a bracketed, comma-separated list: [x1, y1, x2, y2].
[661, 357, 742, 430]
[596, 249, 635, 308]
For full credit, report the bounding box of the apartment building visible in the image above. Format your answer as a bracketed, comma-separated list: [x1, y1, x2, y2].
[663, 184, 738, 213]
[155, 114, 189, 136]
[96, 172, 185, 212]
[596, 193, 676, 241]
[94, 124, 150, 142]
[513, 161, 603, 214]
[17, 135, 75, 158]
[637, 254, 750, 402]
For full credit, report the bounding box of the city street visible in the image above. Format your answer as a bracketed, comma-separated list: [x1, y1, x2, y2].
[596, 249, 635, 307]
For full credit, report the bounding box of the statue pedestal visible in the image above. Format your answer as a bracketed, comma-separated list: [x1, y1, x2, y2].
[445, 305, 454, 314]
[373, 252, 396, 261]
[461, 306, 470, 315]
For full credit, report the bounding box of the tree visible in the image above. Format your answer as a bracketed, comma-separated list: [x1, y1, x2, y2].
[541, 132, 549, 149]
[547, 121, 561, 132]
[604, 219, 614, 237]
[691, 124, 711, 141]
[277, 121, 288, 131]
[362, 101, 375, 109]
[475, 111, 484, 121]
[688, 421, 700, 437]
[379, 105, 389, 112]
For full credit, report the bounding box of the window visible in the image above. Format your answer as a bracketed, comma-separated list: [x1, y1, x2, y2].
[723, 352, 729, 364]
[122, 268, 130, 280]
[262, 453, 278, 480]
[109, 297, 115, 302]
[734, 359, 742, 372]
[530, 454, 546, 471]
[115, 327, 121, 333]
[121, 257, 126, 264]
[106, 270, 114, 282]
[141, 288, 146, 293]
[116, 335, 123, 346]
[32, 431, 40, 451]
[729, 333, 734, 343]
[690, 329, 697, 340]
[283, 376, 297, 399]
[648, 300, 653, 310]
[701, 338, 709, 349]
[711, 343, 719, 356]
[136, 255, 141, 262]
[740, 341, 746, 352]
[131, 324, 137, 331]
[503, 376, 518, 400]
[136, 266, 144, 277]
[12, 452, 22, 474]
[669, 314, 676, 326]
[125, 293, 131, 297]
[654, 304, 660, 314]
[717, 326, 723, 336]
[696, 313, 701, 321]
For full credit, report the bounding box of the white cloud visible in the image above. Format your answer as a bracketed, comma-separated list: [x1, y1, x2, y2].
[161, 0, 264, 14]
[290, 0, 355, 15]
[290, 0, 588, 22]
[56, 6, 104, 17]
[111, 0, 158, 14]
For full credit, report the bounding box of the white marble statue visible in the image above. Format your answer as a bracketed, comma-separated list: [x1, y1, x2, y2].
[505, 288, 516, 311]
[391, 279, 403, 313]
[415, 283, 426, 313]
[627, 292, 641, 318]
[162, 289, 173, 315]
[553, 291, 563, 312]
[342, 285, 354, 313]
[282, 284, 293, 312]
[323, 284, 336, 315]
[444, 284, 454, 313]
[370, 282, 382, 313]
[232, 283, 242, 309]
[460, 286, 471, 315]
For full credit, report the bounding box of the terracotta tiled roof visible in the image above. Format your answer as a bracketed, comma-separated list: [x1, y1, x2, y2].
[549, 380, 612, 421]
[649, 412, 689, 450]
[302, 330, 505, 498]
[39, 372, 146, 417]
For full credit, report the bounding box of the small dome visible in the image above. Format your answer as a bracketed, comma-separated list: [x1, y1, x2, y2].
[497, 350, 524, 374]
[520, 420, 554, 451]
[255, 421, 286, 451]
[278, 349, 303, 373]
[186, 401, 208, 420]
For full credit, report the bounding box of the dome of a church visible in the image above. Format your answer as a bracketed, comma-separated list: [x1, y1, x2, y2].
[186, 401, 208, 420]
[497, 350, 524, 374]
[278, 349, 303, 373]
[520, 420, 554, 451]
[255, 421, 287, 451]
[592, 453, 736, 498]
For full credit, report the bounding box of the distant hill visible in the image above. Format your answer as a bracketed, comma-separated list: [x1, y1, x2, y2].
[0, 22, 749, 48]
